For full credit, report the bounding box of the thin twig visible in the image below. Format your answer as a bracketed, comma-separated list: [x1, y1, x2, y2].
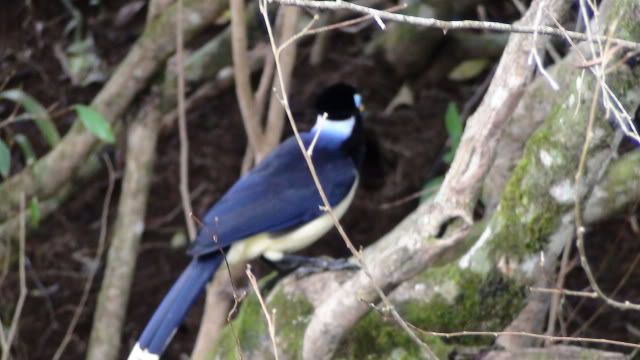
[527, 0, 559, 90]
[263, 5, 303, 151]
[279, 3, 407, 53]
[573, 21, 640, 312]
[176, 0, 197, 240]
[0, 193, 27, 360]
[231, 0, 265, 161]
[270, 0, 640, 50]
[246, 265, 279, 360]
[52, 155, 116, 360]
[531, 287, 598, 299]
[572, 252, 640, 336]
[220, 248, 246, 360]
[254, 47, 276, 125]
[546, 10, 640, 145]
[412, 327, 640, 350]
[258, 1, 437, 358]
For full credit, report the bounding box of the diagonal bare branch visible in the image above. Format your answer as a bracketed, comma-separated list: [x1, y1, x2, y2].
[269, 0, 640, 50]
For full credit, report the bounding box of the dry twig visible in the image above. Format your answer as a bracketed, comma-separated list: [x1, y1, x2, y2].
[0, 194, 27, 360]
[570, 7, 640, 313]
[246, 265, 279, 360]
[176, 0, 197, 240]
[415, 328, 640, 350]
[232, 0, 265, 162]
[51, 156, 116, 360]
[270, 0, 640, 50]
[573, 83, 640, 312]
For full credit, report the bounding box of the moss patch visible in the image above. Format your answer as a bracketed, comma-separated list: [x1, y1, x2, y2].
[209, 276, 314, 360]
[211, 291, 268, 360]
[336, 267, 526, 359]
[270, 288, 314, 358]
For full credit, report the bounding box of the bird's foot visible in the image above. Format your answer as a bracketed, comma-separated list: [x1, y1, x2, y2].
[289, 255, 359, 278]
[262, 254, 358, 279]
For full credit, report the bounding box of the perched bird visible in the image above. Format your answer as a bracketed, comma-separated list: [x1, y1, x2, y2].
[128, 83, 365, 359]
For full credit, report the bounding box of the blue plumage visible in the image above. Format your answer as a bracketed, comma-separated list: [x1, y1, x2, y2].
[128, 84, 363, 360]
[189, 133, 357, 257]
[137, 256, 223, 354]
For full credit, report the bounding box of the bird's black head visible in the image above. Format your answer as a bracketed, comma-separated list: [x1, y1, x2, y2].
[313, 83, 366, 169]
[315, 83, 363, 120]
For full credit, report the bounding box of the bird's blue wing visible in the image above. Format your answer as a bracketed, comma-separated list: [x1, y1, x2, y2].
[188, 135, 357, 257]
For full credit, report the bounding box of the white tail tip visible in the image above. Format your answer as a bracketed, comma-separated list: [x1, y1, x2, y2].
[127, 343, 160, 360]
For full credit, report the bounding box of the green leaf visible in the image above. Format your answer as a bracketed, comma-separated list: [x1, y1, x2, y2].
[30, 197, 41, 228]
[448, 58, 490, 81]
[14, 134, 36, 165]
[443, 149, 455, 164]
[73, 105, 115, 143]
[0, 138, 10, 177]
[0, 89, 61, 147]
[443, 102, 462, 164]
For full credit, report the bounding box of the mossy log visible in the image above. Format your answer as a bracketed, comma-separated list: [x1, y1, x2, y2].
[207, 1, 640, 358]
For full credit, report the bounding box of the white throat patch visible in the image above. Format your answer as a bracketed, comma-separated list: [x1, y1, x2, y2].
[311, 114, 356, 141]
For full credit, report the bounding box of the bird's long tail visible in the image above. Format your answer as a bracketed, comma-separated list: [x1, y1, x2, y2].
[127, 255, 223, 360]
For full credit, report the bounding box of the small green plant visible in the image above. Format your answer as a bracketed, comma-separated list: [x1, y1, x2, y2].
[442, 102, 463, 164]
[0, 88, 114, 179]
[30, 197, 41, 228]
[420, 102, 463, 203]
[73, 105, 115, 143]
[14, 134, 36, 165]
[0, 138, 9, 178]
[0, 89, 61, 147]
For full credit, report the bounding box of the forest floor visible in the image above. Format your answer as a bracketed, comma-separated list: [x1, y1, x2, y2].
[1, 1, 639, 359]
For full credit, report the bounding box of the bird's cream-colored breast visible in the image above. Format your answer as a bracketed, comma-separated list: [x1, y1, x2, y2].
[225, 177, 359, 264]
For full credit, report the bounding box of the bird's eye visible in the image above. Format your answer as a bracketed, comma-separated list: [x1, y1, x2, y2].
[354, 93, 364, 112]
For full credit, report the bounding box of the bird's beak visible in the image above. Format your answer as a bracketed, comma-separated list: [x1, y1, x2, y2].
[359, 104, 365, 112]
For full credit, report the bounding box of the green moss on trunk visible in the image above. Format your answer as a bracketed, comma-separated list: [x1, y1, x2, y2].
[335, 266, 525, 359]
[210, 284, 314, 360]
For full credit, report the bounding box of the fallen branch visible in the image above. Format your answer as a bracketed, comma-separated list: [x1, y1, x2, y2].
[176, 0, 197, 240]
[86, 99, 163, 360]
[52, 156, 116, 360]
[270, 0, 640, 50]
[232, 0, 266, 161]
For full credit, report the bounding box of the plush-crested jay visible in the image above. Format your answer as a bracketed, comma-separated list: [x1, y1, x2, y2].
[127, 83, 365, 359]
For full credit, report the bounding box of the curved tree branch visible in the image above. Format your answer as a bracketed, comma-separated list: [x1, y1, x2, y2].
[301, 0, 571, 357]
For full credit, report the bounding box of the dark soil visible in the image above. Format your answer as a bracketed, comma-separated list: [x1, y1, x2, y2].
[1, 1, 639, 360]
